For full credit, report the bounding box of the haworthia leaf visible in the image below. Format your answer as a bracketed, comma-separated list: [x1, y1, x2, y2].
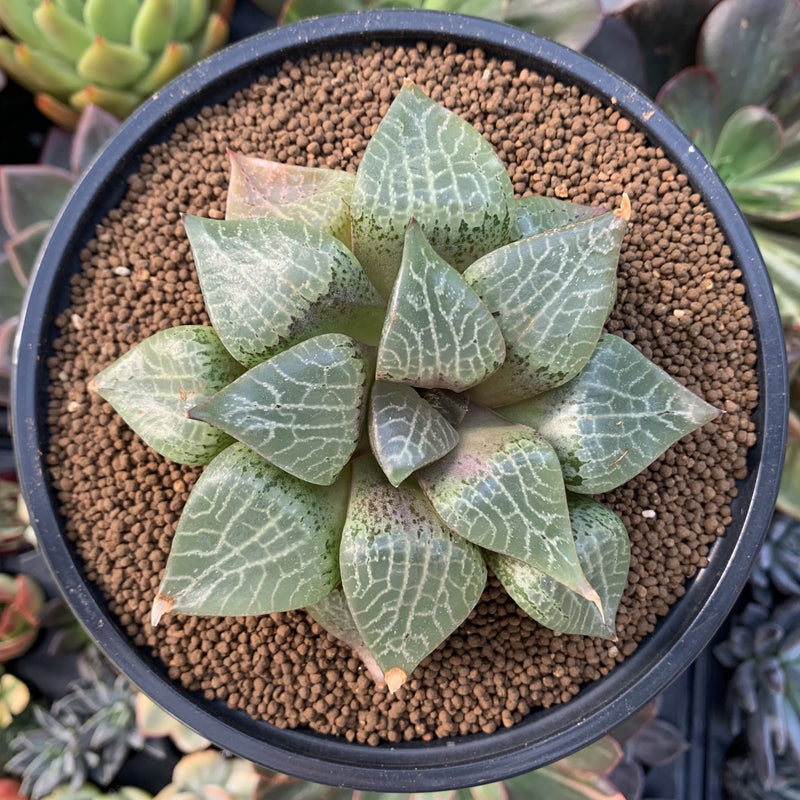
[351, 82, 514, 298]
[189, 334, 370, 486]
[368, 381, 459, 487]
[226, 151, 356, 247]
[152, 444, 347, 622]
[418, 405, 596, 601]
[465, 211, 626, 407]
[183, 215, 384, 367]
[418, 388, 469, 428]
[500, 334, 720, 494]
[306, 586, 386, 685]
[91, 325, 243, 465]
[340, 455, 486, 688]
[512, 195, 607, 240]
[376, 221, 505, 391]
[487, 494, 630, 639]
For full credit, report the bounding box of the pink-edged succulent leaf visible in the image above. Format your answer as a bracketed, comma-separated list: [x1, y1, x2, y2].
[376, 221, 505, 391]
[340, 455, 486, 691]
[226, 151, 356, 246]
[351, 82, 514, 298]
[609, 703, 657, 745]
[626, 718, 689, 767]
[0, 256, 25, 321]
[183, 215, 384, 368]
[39, 125, 73, 170]
[306, 586, 387, 686]
[512, 195, 608, 240]
[0, 574, 45, 663]
[418, 405, 599, 605]
[6, 219, 49, 284]
[712, 106, 783, 185]
[69, 103, 120, 175]
[464, 210, 626, 407]
[500, 334, 720, 494]
[656, 67, 721, 155]
[0, 164, 73, 235]
[368, 380, 459, 487]
[699, 0, 800, 121]
[91, 325, 245, 466]
[486, 494, 630, 640]
[152, 444, 348, 623]
[189, 334, 372, 486]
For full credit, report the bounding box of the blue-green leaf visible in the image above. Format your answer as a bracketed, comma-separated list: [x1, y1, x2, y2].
[152, 444, 347, 623]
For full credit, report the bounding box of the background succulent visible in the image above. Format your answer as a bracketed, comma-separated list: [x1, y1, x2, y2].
[93, 82, 716, 693]
[0, 0, 235, 127]
[153, 751, 259, 800]
[0, 573, 44, 664]
[0, 480, 33, 556]
[749, 513, 800, 607]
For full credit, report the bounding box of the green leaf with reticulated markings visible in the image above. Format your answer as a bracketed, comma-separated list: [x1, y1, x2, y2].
[418, 405, 597, 602]
[512, 195, 607, 240]
[376, 220, 505, 391]
[351, 82, 514, 298]
[226, 151, 356, 247]
[306, 586, 386, 685]
[487, 494, 630, 639]
[340, 455, 486, 687]
[184, 215, 384, 367]
[92, 325, 243, 465]
[369, 381, 459, 487]
[465, 211, 626, 407]
[189, 333, 370, 485]
[152, 443, 347, 622]
[500, 334, 719, 494]
[418, 388, 469, 428]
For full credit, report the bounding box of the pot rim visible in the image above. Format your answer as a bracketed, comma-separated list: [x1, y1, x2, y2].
[12, 9, 788, 792]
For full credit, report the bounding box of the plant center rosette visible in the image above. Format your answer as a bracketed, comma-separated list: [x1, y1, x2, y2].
[90, 83, 718, 695]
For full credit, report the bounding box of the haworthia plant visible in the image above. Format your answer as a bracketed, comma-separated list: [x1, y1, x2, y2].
[94, 82, 719, 692]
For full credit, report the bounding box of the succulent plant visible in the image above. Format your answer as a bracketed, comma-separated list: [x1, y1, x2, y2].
[0, 103, 119, 406]
[135, 692, 210, 753]
[6, 648, 143, 799]
[749, 513, 800, 606]
[0, 779, 25, 800]
[41, 785, 152, 800]
[714, 599, 800, 791]
[0, 573, 44, 664]
[724, 752, 800, 800]
[93, 82, 717, 692]
[0, 666, 30, 728]
[0, 478, 34, 555]
[153, 751, 260, 800]
[0, 0, 235, 128]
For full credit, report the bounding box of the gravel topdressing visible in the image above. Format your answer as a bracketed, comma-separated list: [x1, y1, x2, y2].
[44, 41, 758, 744]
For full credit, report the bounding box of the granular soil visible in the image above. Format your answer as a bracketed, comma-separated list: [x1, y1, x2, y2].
[45, 42, 758, 744]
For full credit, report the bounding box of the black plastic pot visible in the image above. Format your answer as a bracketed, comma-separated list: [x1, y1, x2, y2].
[12, 10, 788, 792]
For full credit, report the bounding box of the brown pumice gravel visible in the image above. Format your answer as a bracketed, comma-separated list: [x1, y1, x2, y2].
[45, 42, 758, 744]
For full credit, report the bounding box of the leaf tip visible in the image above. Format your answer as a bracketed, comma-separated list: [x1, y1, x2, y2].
[87, 378, 99, 395]
[384, 667, 408, 694]
[614, 192, 632, 222]
[151, 593, 174, 628]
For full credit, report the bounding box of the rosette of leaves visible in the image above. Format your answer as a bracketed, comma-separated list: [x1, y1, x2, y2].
[0, 103, 119, 406]
[0, 573, 44, 664]
[714, 599, 800, 790]
[724, 752, 800, 800]
[153, 751, 260, 800]
[93, 82, 718, 692]
[0, 0, 234, 128]
[750, 513, 800, 606]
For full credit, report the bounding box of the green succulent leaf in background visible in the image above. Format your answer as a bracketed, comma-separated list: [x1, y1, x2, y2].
[96, 82, 716, 692]
[0, 0, 234, 127]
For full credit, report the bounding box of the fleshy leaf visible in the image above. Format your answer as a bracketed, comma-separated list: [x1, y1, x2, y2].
[152, 443, 347, 622]
[512, 195, 607, 239]
[83, 0, 141, 44]
[226, 151, 356, 246]
[306, 586, 386, 685]
[131, 0, 179, 55]
[418, 405, 598, 603]
[183, 215, 384, 367]
[368, 380, 459, 487]
[500, 333, 720, 494]
[0, 257, 25, 322]
[699, 0, 800, 121]
[69, 103, 120, 175]
[487, 494, 630, 639]
[340, 455, 486, 689]
[376, 220, 505, 390]
[418, 388, 469, 427]
[0, 165, 73, 235]
[656, 67, 721, 154]
[6, 220, 49, 283]
[33, 0, 93, 62]
[351, 82, 514, 298]
[92, 325, 243, 465]
[712, 106, 783, 184]
[753, 226, 800, 322]
[731, 154, 800, 222]
[134, 41, 193, 96]
[189, 333, 371, 486]
[465, 211, 626, 406]
[76, 37, 150, 89]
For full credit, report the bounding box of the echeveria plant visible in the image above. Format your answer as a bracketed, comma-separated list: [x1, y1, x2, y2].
[92, 83, 718, 692]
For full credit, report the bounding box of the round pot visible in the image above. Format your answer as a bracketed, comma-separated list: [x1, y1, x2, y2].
[13, 10, 787, 792]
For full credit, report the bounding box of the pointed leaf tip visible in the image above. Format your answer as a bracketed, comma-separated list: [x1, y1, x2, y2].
[151, 594, 173, 627]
